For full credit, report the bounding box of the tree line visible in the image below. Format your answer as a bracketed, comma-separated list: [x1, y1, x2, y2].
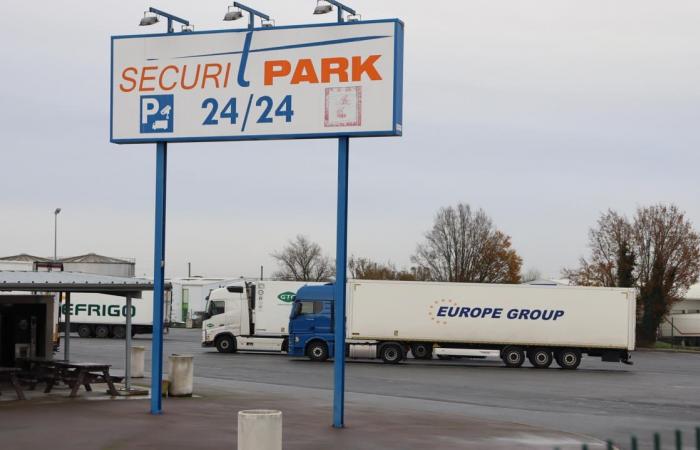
[271, 203, 522, 284]
[271, 202, 700, 345]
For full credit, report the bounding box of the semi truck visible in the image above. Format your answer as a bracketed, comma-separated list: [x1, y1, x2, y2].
[287, 280, 636, 369]
[201, 280, 323, 353]
[58, 291, 171, 338]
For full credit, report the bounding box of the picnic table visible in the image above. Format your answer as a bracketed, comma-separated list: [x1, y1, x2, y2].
[44, 362, 119, 397]
[0, 367, 26, 400]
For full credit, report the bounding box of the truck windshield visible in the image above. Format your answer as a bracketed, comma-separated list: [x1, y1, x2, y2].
[291, 301, 324, 319]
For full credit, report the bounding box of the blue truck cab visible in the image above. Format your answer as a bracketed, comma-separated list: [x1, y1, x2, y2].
[288, 284, 337, 361]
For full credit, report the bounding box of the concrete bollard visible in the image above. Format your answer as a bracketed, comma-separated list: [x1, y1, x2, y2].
[131, 346, 145, 378]
[168, 354, 193, 397]
[238, 410, 282, 450]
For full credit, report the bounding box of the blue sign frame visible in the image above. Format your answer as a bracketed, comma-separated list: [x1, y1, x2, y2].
[110, 19, 404, 144]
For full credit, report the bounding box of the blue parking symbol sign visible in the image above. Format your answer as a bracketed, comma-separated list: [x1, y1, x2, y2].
[140, 95, 174, 133]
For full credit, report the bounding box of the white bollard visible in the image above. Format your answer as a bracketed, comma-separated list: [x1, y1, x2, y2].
[131, 346, 145, 378]
[238, 410, 282, 450]
[168, 354, 194, 397]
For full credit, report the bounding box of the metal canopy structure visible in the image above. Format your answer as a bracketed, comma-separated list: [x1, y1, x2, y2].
[0, 271, 171, 391]
[0, 270, 154, 298]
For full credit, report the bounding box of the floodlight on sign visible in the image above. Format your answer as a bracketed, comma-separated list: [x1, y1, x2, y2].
[139, 11, 159, 26]
[181, 24, 194, 32]
[223, 6, 243, 21]
[313, 1, 333, 15]
[261, 19, 274, 27]
[347, 13, 361, 22]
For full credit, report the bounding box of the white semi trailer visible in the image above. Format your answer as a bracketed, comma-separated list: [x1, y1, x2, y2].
[59, 291, 170, 338]
[201, 280, 324, 353]
[659, 314, 700, 346]
[288, 280, 636, 369]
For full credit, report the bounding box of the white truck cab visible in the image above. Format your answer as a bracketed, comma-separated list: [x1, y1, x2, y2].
[201, 280, 323, 353]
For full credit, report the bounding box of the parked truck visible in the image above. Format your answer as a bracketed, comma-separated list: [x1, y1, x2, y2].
[201, 280, 324, 353]
[58, 291, 171, 338]
[287, 280, 636, 369]
[659, 314, 700, 346]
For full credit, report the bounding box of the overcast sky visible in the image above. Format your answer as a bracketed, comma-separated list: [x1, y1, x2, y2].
[1, 1, 699, 279]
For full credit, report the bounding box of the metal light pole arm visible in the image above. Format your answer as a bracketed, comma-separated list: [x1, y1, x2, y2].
[325, 0, 356, 22]
[233, 2, 270, 28]
[149, 7, 189, 32]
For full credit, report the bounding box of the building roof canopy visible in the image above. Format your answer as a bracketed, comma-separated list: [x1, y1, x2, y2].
[0, 271, 170, 298]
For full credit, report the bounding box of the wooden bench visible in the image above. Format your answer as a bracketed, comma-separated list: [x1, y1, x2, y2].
[46, 362, 119, 397]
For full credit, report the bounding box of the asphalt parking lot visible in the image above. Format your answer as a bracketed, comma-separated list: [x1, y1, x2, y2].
[67, 328, 700, 448]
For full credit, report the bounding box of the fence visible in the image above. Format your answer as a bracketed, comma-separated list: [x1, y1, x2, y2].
[555, 427, 700, 450]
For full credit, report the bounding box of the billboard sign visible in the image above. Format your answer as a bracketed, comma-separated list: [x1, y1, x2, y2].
[111, 19, 403, 143]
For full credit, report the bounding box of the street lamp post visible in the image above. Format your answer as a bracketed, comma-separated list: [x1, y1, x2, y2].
[53, 208, 61, 261]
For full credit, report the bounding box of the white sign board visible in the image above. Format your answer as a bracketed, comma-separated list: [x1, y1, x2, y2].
[111, 20, 403, 143]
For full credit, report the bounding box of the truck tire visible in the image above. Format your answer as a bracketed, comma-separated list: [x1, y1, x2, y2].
[527, 348, 553, 369]
[555, 349, 581, 370]
[215, 335, 236, 353]
[95, 325, 110, 339]
[307, 341, 329, 362]
[380, 343, 404, 364]
[411, 343, 433, 360]
[501, 346, 525, 368]
[77, 324, 92, 338]
[112, 326, 126, 339]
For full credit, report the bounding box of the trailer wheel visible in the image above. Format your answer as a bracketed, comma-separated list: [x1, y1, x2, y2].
[555, 349, 581, 370]
[527, 348, 553, 369]
[380, 343, 404, 364]
[95, 325, 110, 339]
[307, 341, 329, 362]
[215, 335, 236, 353]
[501, 346, 525, 368]
[112, 326, 126, 339]
[77, 324, 92, 338]
[411, 343, 433, 360]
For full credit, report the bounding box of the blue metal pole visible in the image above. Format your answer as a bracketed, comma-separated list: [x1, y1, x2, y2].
[150, 141, 167, 414]
[333, 136, 349, 428]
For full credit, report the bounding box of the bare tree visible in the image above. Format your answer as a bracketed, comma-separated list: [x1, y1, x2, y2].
[349, 256, 416, 281]
[633, 204, 700, 344]
[564, 210, 635, 287]
[565, 204, 700, 345]
[271, 235, 334, 281]
[521, 268, 542, 283]
[411, 203, 522, 283]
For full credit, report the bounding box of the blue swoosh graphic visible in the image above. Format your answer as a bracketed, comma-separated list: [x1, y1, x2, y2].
[146, 35, 389, 61]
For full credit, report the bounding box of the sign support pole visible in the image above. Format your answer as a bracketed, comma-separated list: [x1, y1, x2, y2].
[333, 136, 349, 428]
[125, 295, 132, 391]
[150, 141, 167, 414]
[63, 292, 70, 361]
